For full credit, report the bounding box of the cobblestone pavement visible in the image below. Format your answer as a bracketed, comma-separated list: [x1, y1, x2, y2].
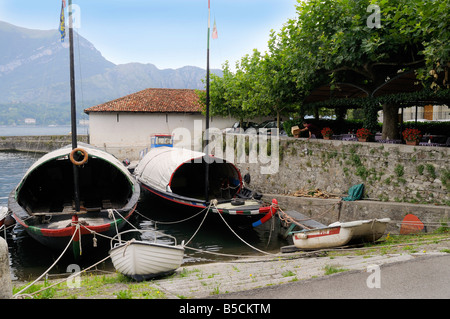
[11, 236, 450, 299]
[152, 247, 449, 299]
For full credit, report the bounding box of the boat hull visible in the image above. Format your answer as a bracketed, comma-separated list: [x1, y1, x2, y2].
[14, 206, 137, 255]
[140, 182, 273, 226]
[109, 241, 185, 281]
[292, 218, 390, 250]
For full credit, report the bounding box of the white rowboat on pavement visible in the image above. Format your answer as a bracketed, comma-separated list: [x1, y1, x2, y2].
[292, 218, 391, 250]
[109, 229, 185, 281]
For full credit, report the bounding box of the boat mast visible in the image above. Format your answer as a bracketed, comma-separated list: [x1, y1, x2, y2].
[68, 0, 80, 212]
[204, 0, 211, 203]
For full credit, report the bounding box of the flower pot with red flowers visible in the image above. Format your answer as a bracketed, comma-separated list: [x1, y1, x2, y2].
[402, 128, 422, 145]
[321, 127, 333, 140]
[356, 128, 372, 142]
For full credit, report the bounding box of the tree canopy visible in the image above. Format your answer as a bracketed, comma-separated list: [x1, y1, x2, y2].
[200, 0, 449, 135]
[280, 0, 449, 91]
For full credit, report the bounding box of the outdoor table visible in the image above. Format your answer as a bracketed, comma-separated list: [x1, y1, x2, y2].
[419, 142, 442, 147]
[378, 139, 402, 144]
[422, 135, 447, 144]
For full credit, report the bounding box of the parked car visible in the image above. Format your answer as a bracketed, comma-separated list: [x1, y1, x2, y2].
[223, 121, 259, 133]
[256, 120, 286, 135]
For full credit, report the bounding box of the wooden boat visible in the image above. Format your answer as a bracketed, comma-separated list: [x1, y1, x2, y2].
[134, 146, 278, 227]
[292, 218, 390, 250]
[7, 3, 140, 258]
[109, 229, 185, 281]
[9, 143, 140, 257]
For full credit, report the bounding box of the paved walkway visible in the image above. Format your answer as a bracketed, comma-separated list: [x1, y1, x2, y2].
[152, 246, 449, 299]
[12, 236, 449, 300]
[208, 254, 450, 299]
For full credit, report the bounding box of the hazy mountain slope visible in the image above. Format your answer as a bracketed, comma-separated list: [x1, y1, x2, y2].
[0, 21, 221, 124]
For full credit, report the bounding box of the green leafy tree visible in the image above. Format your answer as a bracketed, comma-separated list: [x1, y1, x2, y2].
[197, 59, 260, 127]
[251, 32, 302, 130]
[201, 0, 449, 138]
[275, 0, 449, 138]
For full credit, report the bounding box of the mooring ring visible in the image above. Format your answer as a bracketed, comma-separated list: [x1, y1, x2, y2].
[70, 148, 89, 166]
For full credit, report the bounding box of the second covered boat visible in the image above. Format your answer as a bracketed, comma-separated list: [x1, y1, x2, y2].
[134, 146, 277, 227]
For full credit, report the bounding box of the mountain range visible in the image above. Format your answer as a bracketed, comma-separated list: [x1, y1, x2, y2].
[0, 21, 221, 125]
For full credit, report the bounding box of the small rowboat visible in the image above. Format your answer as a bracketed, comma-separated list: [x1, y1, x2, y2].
[292, 218, 390, 250]
[109, 229, 185, 281]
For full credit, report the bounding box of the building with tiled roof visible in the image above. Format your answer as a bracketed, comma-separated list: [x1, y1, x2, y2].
[84, 88, 235, 160]
[84, 88, 202, 114]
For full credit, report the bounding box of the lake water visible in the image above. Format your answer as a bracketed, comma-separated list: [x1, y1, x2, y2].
[0, 136, 287, 282]
[0, 125, 89, 137]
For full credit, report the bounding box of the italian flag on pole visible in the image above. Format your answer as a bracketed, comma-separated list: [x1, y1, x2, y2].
[208, 0, 218, 45]
[212, 19, 218, 39]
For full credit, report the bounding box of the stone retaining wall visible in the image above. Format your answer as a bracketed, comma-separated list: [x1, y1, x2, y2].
[0, 135, 89, 153]
[2, 134, 448, 207]
[237, 136, 450, 207]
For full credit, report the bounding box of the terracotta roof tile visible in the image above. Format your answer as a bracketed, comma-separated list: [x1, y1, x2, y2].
[84, 88, 202, 113]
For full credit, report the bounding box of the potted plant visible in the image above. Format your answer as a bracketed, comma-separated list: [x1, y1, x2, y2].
[321, 127, 333, 140]
[402, 128, 422, 145]
[356, 128, 372, 142]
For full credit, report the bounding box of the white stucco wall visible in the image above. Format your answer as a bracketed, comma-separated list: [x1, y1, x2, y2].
[87, 112, 236, 160]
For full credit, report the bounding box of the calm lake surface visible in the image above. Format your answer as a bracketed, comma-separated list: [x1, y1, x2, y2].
[0, 125, 89, 136]
[0, 130, 287, 282]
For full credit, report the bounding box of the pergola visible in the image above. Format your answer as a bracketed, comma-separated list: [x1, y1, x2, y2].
[304, 70, 425, 104]
[303, 70, 449, 122]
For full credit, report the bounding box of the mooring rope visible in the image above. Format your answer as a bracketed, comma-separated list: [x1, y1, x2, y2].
[12, 205, 450, 299]
[15, 252, 112, 299]
[184, 203, 211, 246]
[211, 200, 276, 256]
[11, 204, 276, 298]
[13, 224, 80, 298]
[276, 200, 342, 229]
[135, 205, 210, 228]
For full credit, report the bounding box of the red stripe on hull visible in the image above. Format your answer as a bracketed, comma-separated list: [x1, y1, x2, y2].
[305, 227, 341, 239]
[14, 204, 137, 238]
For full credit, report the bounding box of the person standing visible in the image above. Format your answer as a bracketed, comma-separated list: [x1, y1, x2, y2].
[300, 122, 321, 140]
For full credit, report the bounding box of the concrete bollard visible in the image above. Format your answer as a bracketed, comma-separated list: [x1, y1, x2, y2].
[0, 236, 12, 299]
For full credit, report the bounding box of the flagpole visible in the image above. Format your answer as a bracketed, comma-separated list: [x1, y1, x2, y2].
[68, 1, 77, 150]
[68, 0, 80, 212]
[204, 0, 211, 203]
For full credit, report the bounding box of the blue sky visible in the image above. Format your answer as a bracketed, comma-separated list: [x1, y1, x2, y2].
[0, 0, 299, 70]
